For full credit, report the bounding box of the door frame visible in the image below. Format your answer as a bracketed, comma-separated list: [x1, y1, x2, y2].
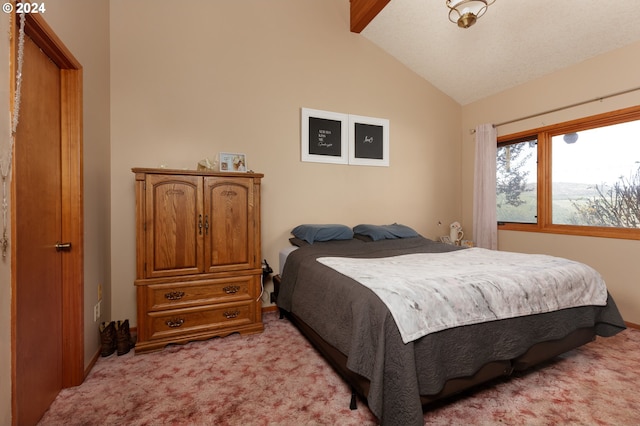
[10, 9, 84, 406]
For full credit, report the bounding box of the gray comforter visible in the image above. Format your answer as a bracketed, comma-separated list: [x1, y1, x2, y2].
[277, 237, 626, 426]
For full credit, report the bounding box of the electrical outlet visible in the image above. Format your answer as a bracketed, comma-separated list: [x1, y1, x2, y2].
[93, 303, 99, 322]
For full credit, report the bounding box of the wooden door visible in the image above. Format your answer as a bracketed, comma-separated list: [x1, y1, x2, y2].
[12, 14, 83, 426]
[204, 177, 255, 272]
[144, 174, 203, 278]
[13, 31, 62, 426]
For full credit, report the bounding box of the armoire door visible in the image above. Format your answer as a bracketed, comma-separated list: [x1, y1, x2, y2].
[204, 177, 256, 272]
[144, 174, 204, 278]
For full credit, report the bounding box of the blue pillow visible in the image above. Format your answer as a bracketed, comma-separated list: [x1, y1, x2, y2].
[291, 224, 354, 244]
[353, 223, 419, 241]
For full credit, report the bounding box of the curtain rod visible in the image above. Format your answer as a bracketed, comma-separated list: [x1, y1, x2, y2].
[469, 86, 640, 134]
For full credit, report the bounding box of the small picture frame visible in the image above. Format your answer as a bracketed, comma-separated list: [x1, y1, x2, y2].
[348, 114, 389, 167]
[218, 152, 247, 172]
[301, 107, 349, 164]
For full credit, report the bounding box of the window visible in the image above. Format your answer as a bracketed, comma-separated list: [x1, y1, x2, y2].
[497, 137, 537, 224]
[497, 105, 640, 240]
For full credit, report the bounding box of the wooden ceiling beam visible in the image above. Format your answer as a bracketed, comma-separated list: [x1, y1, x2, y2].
[350, 0, 391, 33]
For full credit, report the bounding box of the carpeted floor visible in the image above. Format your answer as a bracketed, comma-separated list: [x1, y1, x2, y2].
[39, 312, 640, 425]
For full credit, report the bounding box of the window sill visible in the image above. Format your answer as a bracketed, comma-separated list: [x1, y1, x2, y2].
[498, 223, 640, 241]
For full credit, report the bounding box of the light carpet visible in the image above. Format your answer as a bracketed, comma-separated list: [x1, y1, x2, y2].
[39, 312, 640, 425]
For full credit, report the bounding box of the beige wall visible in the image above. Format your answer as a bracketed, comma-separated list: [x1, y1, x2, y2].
[462, 41, 640, 324]
[109, 0, 463, 323]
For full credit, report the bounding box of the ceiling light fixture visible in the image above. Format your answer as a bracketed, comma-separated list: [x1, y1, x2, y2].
[447, 0, 495, 28]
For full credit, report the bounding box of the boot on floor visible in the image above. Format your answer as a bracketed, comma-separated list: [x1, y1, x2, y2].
[99, 321, 116, 357]
[116, 319, 135, 356]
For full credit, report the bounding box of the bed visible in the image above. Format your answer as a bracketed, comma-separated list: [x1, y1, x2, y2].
[276, 224, 627, 426]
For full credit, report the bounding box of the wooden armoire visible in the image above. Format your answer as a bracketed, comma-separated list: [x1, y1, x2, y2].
[132, 168, 264, 353]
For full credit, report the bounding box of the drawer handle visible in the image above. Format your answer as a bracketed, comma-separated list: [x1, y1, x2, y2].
[164, 291, 185, 300]
[165, 318, 185, 328]
[224, 310, 240, 319]
[223, 285, 240, 294]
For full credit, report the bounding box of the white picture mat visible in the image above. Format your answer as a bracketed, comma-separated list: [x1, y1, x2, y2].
[301, 108, 349, 164]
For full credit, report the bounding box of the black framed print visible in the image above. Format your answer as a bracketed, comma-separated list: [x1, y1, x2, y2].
[348, 114, 389, 166]
[301, 108, 348, 164]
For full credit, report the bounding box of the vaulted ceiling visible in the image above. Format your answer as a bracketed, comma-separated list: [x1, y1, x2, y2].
[350, 0, 640, 105]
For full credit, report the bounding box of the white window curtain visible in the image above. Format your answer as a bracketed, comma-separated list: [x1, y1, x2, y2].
[472, 124, 498, 250]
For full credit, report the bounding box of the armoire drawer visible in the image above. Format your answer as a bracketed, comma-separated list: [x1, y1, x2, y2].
[145, 302, 254, 341]
[145, 276, 254, 311]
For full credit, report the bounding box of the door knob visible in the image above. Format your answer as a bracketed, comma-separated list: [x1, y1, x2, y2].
[55, 242, 72, 252]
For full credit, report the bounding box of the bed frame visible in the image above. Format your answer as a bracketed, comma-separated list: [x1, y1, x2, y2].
[282, 307, 596, 415]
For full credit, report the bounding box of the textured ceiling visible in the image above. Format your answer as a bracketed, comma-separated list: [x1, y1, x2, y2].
[361, 0, 640, 105]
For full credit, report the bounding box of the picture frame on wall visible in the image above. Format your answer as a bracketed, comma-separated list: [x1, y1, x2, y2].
[218, 152, 247, 172]
[301, 107, 349, 164]
[348, 114, 389, 167]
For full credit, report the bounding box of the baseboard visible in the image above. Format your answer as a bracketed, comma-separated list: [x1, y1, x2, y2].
[262, 305, 278, 314]
[625, 321, 640, 330]
[84, 348, 101, 379]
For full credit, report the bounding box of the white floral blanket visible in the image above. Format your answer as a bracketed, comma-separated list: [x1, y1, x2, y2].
[317, 248, 608, 343]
